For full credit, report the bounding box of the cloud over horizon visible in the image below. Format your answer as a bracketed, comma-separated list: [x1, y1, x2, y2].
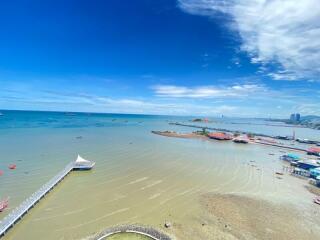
[2, 79, 320, 117]
[178, 0, 320, 81]
[0, 87, 240, 116]
[152, 84, 266, 98]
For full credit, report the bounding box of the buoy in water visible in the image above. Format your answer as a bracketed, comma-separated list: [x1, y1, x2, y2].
[0, 170, 3, 176]
[9, 164, 16, 170]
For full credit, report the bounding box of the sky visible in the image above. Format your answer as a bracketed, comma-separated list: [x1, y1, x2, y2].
[0, 0, 320, 118]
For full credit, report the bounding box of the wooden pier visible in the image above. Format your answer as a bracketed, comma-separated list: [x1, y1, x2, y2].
[253, 140, 307, 153]
[0, 156, 94, 238]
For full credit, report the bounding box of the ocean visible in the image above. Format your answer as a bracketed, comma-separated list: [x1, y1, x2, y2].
[0, 110, 319, 239]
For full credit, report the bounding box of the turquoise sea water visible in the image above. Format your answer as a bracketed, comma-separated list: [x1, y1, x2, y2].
[1, 110, 319, 139]
[0, 110, 319, 239]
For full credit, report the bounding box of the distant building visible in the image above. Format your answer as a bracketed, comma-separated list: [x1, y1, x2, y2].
[289, 113, 301, 122]
[290, 114, 295, 121]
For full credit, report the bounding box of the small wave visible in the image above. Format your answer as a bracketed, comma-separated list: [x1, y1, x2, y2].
[140, 180, 163, 190]
[148, 193, 161, 200]
[128, 177, 148, 185]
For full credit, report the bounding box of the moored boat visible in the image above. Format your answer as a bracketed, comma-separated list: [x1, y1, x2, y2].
[296, 160, 320, 170]
[233, 136, 249, 144]
[0, 198, 9, 212]
[307, 147, 320, 156]
[314, 196, 320, 205]
[310, 167, 320, 179]
[279, 153, 300, 162]
[8, 164, 16, 170]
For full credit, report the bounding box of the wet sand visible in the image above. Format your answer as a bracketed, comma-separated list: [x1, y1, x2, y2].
[198, 193, 320, 240]
[305, 185, 320, 196]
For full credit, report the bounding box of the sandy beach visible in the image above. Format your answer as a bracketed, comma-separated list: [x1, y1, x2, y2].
[198, 193, 320, 240]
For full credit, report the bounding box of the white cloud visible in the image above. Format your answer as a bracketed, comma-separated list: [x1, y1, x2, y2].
[178, 0, 320, 80]
[293, 103, 319, 115]
[2, 85, 320, 117]
[152, 84, 266, 98]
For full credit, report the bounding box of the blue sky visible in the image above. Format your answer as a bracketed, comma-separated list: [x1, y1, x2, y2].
[0, 0, 319, 117]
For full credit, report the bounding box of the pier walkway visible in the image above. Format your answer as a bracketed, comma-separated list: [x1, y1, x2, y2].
[0, 161, 77, 237]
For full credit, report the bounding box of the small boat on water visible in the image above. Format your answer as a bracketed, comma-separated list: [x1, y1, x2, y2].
[0, 198, 9, 212]
[8, 164, 16, 170]
[233, 136, 249, 144]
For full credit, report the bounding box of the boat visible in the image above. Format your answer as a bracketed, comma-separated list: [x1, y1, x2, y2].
[296, 138, 310, 144]
[279, 153, 300, 162]
[307, 147, 320, 156]
[233, 136, 249, 144]
[296, 160, 320, 170]
[8, 164, 16, 170]
[73, 155, 95, 170]
[275, 135, 292, 140]
[314, 196, 320, 205]
[0, 198, 9, 212]
[310, 167, 320, 179]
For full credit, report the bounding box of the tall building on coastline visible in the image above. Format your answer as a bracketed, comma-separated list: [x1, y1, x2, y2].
[290, 114, 295, 122]
[290, 113, 301, 122]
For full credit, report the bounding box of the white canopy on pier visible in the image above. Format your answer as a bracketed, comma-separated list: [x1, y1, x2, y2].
[75, 155, 91, 164]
